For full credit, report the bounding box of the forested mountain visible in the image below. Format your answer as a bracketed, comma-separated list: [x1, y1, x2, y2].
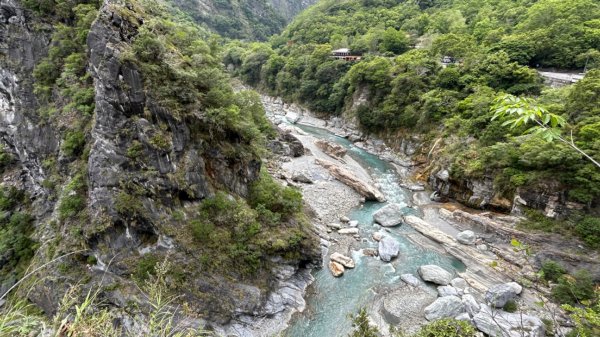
[230, 0, 600, 246]
[171, 0, 317, 40]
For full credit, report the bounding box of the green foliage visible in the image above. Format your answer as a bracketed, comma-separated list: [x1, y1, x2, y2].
[171, 0, 285, 40]
[0, 213, 36, 275]
[0, 186, 25, 212]
[575, 217, 600, 248]
[348, 308, 379, 337]
[62, 130, 86, 157]
[58, 173, 88, 221]
[249, 170, 303, 219]
[563, 292, 600, 337]
[503, 299, 518, 313]
[188, 186, 308, 276]
[190, 220, 214, 243]
[414, 318, 477, 337]
[58, 194, 85, 220]
[540, 260, 567, 283]
[0, 187, 35, 277]
[0, 146, 14, 174]
[226, 0, 600, 210]
[115, 191, 144, 220]
[126, 140, 144, 159]
[134, 254, 159, 282]
[552, 270, 595, 305]
[379, 28, 410, 55]
[491, 94, 566, 142]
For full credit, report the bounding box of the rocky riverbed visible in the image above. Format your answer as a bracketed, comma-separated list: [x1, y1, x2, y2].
[259, 95, 579, 337]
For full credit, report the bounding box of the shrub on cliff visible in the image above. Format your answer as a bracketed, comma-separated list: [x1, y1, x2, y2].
[575, 217, 600, 248]
[249, 170, 303, 219]
[414, 318, 477, 337]
[540, 260, 567, 283]
[552, 270, 595, 305]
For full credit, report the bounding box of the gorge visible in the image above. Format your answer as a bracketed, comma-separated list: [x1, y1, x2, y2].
[0, 0, 599, 336]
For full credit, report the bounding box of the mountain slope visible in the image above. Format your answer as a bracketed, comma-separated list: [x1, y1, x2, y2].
[230, 0, 600, 244]
[0, 0, 319, 334]
[170, 0, 317, 40]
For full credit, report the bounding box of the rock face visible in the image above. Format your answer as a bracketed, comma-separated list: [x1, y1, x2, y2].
[418, 265, 453, 285]
[373, 203, 404, 227]
[330, 252, 355, 269]
[424, 296, 466, 321]
[268, 130, 305, 157]
[485, 282, 523, 308]
[329, 261, 345, 277]
[0, 1, 322, 335]
[474, 305, 545, 337]
[456, 230, 476, 245]
[314, 139, 347, 159]
[378, 236, 400, 262]
[315, 158, 385, 202]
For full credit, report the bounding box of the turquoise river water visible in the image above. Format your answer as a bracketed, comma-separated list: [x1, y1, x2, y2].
[284, 124, 465, 337]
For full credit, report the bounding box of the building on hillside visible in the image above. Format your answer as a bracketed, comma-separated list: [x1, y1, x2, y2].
[331, 48, 361, 61]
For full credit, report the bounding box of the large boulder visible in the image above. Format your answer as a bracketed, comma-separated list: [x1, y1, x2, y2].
[338, 228, 359, 235]
[372, 232, 385, 241]
[437, 285, 459, 297]
[400, 274, 422, 287]
[462, 294, 480, 316]
[424, 296, 466, 321]
[456, 230, 476, 245]
[330, 252, 355, 269]
[268, 131, 305, 158]
[485, 282, 522, 308]
[329, 261, 344, 277]
[418, 265, 453, 285]
[382, 286, 437, 326]
[373, 203, 404, 227]
[451, 278, 468, 290]
[315, 158, 385, 202]
[326, 223, 342, 230]
[473, 305, 545, 337]
[291, 170, 314, 184]
[314, 139, 347, 159]
[285, 111, 300, 123]
[378, 236, 400, 262]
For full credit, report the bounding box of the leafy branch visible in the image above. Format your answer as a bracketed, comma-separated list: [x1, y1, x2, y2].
[491, 94, 600, 169]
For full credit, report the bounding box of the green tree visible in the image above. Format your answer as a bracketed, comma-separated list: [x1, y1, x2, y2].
[491, 94, 600, 169]
[379, 28, 409, 55]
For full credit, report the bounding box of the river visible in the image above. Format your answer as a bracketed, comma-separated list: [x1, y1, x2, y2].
[284, 123, 465, 337]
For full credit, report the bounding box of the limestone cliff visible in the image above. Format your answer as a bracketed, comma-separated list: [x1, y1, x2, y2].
[0, 0, 320, 334]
